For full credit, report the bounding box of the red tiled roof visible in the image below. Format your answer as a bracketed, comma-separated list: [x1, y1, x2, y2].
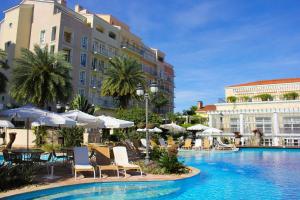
[229, 78, 300, 87]
[197, 105, 216, 112]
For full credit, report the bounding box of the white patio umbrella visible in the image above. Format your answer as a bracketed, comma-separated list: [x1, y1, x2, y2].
[31, 113, 76, 128]
[60, 110, 105, 128]
[0, 120, 15, 128]
[202, 127, 223, 135]
[160, 123, 185, 133]
[97, 115, 134, 129]
[0, 105, 50, 149]
[187, 124, 209, 131]
[0, 105, 49, 120]
[137, 127, 163, 133]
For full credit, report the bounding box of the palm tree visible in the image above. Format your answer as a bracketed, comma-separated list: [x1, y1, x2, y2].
[101, 56, 145, 108]
[151, 92, 169, 113]
[0, 49, 9, 93]
[10, 45, 72, 108]
[70, 95, 98, 115]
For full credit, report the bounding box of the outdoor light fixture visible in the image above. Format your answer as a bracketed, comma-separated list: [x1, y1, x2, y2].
[56, 102, 62, 110]
[136, 81, 158, 164]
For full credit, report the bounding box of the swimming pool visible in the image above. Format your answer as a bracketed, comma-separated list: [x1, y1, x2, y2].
[3, 148, 300, 199]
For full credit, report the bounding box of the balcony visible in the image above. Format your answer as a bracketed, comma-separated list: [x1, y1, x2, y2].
[121, 43, 156, 63]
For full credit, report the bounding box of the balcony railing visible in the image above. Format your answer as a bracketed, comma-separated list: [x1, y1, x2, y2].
[121, 43, 156, 62]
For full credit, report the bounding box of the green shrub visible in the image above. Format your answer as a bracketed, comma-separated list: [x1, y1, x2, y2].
[0, 163, 37, 192]
[41, 143, 61, 152]
[158, 151, 188, 174]
[33, 127, 48, 147]
[58, 126, 84, 147]
[150, 146, 164, 161]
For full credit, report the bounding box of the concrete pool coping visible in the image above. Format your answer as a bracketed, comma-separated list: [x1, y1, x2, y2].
[0, 166, 200, 198]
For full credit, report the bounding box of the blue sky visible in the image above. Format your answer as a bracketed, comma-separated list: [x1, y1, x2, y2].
[1, 0, 300, 112]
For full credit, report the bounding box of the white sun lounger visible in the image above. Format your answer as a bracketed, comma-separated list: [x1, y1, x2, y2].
[193, 139, 202, 150]
[113, 146, 143, 177]
[216, 138, 236, 150]
[73, 147, 96, 180]
[159, 138, 167, 147]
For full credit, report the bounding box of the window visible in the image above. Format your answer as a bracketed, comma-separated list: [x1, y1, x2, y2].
[262, 138, 272, 147]
[90, 76, 96, 88]
[255, 117, 272, 134]
[283, 117, 300, 134]
[80, 53, 87, 67]
[40, 30, 46, 44]
[79, 71, 86, 85]
[64, 31, 72, 43]
[93, 41, 99, 52]
[108, 32, 116, 39]
[81, 36, 88, 50]
[99, 60, 105, 72]
[51, 26, 56, 41]
[78, 89, 85, 96]
[92, 57, 97, 71]
[99, 42, 106, 55]
[63, 48, 71, 62]
[50, 45, 55, 54]
[230, 118, 240, 132]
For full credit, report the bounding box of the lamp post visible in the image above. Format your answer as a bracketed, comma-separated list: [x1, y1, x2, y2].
[136, 82, 158, 164]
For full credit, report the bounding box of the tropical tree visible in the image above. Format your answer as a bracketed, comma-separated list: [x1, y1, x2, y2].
[240, 96, 250, 102]
[10, 45, 72, 108]
[101, 56, 145, 108]
[183, 106, 198, 116]
[283, 92, 299, 100]
[255, 93, 273, 101]
[0, 49, 9, 93]
[227, 96, 237, 103]
[70, 94, 99, 115]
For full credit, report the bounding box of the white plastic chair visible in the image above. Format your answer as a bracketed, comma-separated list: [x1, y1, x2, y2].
[73, 147, 95, 180]
[140, 138, 147, 148]
[113, 146, 142, 177]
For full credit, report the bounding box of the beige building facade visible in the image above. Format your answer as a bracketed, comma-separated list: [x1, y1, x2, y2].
[208, 78, 300, 147]
[0, 0, 174, 113]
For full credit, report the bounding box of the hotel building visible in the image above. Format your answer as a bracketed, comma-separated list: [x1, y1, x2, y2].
[207, 78, 300, 147]
[0, 0, 174, 114]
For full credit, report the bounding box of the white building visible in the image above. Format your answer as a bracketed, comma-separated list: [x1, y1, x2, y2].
[208, 78, 300, 147]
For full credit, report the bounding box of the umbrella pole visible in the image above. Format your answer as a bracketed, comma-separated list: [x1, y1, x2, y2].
[27, 118, 29, 150]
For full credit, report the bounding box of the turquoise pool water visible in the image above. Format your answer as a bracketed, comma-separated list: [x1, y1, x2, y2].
[3, 148, 300, 200]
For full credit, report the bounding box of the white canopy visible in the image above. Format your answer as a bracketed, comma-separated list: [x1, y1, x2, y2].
[202, 127, 223, 134]
[31, 113, 76, 128]
[0, 120, 15, 128]
[160, 123, 185, 133]
[97, 115, 134, 129]
[187, 124, 209, 131]
[60, 110, 105, 128]
[0, 105, 49, 120]
[137, 127, 163, 133]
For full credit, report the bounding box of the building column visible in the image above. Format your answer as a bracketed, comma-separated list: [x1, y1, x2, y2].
[208, 114, 213, 128]
[273, 112, 279, 146]
[239, 113, 244, 135]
